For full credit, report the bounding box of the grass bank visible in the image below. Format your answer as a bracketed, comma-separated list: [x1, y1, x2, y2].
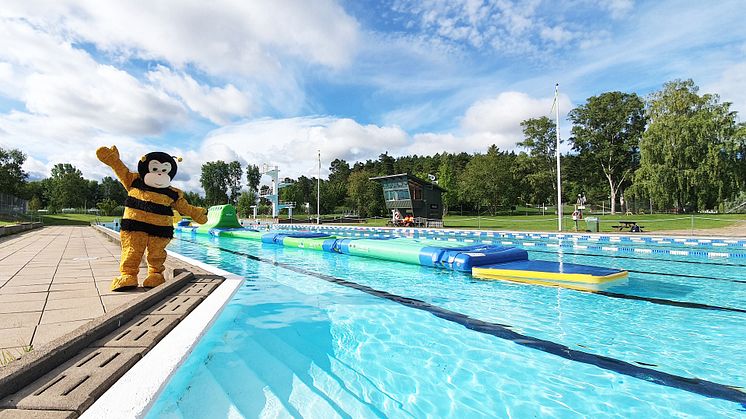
[345, 213, 746, 233]
[40, 214, 119, 225]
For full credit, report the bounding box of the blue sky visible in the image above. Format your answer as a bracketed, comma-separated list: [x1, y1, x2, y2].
[0, 0, 744, 192]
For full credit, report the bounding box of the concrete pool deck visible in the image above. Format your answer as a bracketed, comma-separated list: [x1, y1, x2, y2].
[0, 226, 148, 358]
[0, 226, 239, 417]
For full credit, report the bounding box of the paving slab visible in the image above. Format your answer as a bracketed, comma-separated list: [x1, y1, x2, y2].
[32, 320, 95, 349]
[39, 307, 101, 325]
[0, 225, 230, 418]
[0, 227, 126, 352]
[0, 328, 34, 351]
[0, 409, 77, 419]
[0, 313, 42, 330]
[0, 293, 47, 304]
[0, 300, 46, 315]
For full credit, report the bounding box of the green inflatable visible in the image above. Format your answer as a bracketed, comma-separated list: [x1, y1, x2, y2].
[196, 204, 243, 234]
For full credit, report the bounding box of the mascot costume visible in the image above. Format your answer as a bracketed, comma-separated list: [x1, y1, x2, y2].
[96, 145, 207, 291]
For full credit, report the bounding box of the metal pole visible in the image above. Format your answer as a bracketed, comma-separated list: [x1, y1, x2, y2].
[317, 149, 321, 225]
[555, 83, 562, 231]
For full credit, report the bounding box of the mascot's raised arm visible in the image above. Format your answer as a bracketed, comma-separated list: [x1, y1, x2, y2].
[96, 145, 208, 291]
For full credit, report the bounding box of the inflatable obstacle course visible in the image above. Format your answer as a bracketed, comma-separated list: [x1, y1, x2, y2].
[177, 205, 628, 289]
[196, 205, 243, 234]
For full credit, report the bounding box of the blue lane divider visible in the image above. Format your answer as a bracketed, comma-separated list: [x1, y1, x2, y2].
[280, 225, 746, 260]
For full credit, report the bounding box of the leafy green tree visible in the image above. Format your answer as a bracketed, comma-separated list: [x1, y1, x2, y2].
[28, 196, 42, 213]
[636, 79, 739, 211]
[326, 159, 351, 210]
[347, 171, 384, 217]
[437, 154, 457, 215]
[100, 176, 127, 204]
[199, 160, 244, 205]
[245, 164, 262, 192]
[517, 117, 559, 205]
[0, 147, 28, 196]
[458, 145, 517, 215]
[378, 152, 395, 176]
[96, 198, 120, 216]
[49, 163, 88, 208]
[227, 161, 243, 204]
[236, 190, 257, 218]
[569, 91, 646, 214]
[22, 180, 50, 206]
[735, 123, 746, 193]
[86, 180, 100, 209]
[183, 191, 206, 208]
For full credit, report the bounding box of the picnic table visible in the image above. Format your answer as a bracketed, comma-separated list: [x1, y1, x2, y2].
[612, 220, 644, 232]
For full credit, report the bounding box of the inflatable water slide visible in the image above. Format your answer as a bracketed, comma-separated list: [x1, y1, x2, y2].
[176, 205, 628, 290]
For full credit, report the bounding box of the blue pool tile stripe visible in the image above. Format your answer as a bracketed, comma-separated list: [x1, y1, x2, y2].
[180, 237, 746, 406]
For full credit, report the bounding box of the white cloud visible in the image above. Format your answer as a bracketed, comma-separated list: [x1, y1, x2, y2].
[0, 18, 187, 136]
[703, 61, 746, 119]
[4, 88, 574, 193]
[1, 0, 359, 75]
[460, 91, 571, 148]
[147, 66, 252, 125]
[602, 0, 635, 19]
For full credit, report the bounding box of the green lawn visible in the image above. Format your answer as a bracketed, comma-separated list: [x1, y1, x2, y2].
[40, 214, 119, 225]
[19, 211, 746, 232]
[346, 213, 746, 232]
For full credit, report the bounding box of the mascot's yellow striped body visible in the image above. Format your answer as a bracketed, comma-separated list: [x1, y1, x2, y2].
[96, 145, 207, 291]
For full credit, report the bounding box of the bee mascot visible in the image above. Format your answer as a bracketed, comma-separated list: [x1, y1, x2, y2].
[96, 145, 208, 291]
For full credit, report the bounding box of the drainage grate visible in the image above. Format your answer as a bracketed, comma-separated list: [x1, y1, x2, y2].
[177, 281, 221, 297]
[141, 295, 204, 317]
[92, 314, 182, 349]
[0, 347, 145, 413]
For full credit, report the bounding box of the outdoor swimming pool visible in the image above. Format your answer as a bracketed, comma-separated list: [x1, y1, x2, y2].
[145, 227, 746, 418]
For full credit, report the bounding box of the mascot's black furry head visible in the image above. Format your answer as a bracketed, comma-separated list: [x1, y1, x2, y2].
[138, 152, 180, 189]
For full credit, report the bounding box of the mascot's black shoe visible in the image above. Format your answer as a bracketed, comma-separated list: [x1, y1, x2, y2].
[111, 275, 139, 292]
[143, 273, 166, 288]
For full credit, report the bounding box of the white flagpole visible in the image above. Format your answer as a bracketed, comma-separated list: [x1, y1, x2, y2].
[317, 149, 321, 225]
[555, 83, 562, 232]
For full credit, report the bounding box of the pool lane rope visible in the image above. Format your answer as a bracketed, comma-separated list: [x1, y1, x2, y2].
[176, 236, 746, 406]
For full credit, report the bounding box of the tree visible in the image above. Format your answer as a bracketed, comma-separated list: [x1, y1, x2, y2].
[636, 79, 739, 211]
[0, 147, 28, 196]
[227, 161, 243, 204]
[200, 160, 243, 206]
[569, 91, 646, 214]
[378, 152, 395, 176]
[236, 190, 257, 218]
[517, 117, 559, 205]
[22, 180, 50, 206]
[347, 171, 384, 217]
[96, 199, 120, 216]
[28, 196, 42, 212]
[437, 154, 457, 215]
[183, 191, 206, 208]
[281, 176, 315, 214]
[86, 180, 100, 209]
[458, 145, 517, 215]
[245, 164, 262, 192]
[100, 176, 127, 204]
[49, 163, 88, 209]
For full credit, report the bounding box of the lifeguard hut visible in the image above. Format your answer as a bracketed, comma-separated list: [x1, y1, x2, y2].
[370, 173, 445, 226]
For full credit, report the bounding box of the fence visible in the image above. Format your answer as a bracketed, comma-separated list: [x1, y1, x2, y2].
[0, 192, 27, 217]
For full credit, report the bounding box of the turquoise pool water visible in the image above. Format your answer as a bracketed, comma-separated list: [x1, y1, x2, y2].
[146, 229, 746, 418]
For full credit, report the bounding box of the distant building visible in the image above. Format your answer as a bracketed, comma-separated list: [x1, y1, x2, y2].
[369, 173, 445, 220]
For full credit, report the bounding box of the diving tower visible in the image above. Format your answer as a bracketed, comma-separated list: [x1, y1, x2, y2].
[260, 165, 295, 218]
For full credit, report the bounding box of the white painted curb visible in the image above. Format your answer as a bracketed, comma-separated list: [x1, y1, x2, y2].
[82, 250, 243, 419]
